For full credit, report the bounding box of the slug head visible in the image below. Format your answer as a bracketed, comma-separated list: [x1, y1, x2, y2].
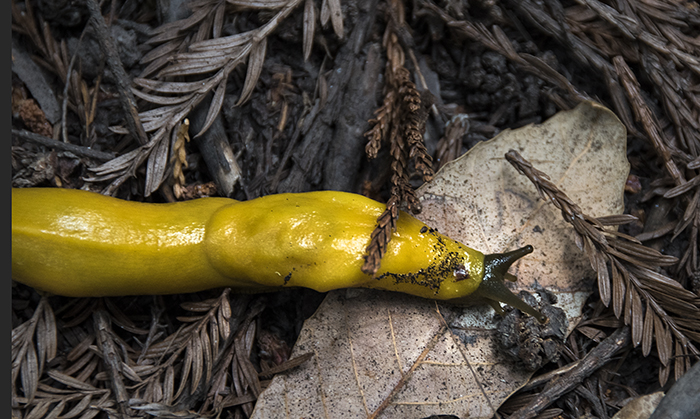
[471, 245, 546, 323]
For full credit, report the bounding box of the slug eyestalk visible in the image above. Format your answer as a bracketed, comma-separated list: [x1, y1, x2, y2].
[472, 245, 546, 323]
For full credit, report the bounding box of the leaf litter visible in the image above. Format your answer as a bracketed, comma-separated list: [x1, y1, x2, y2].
[252, 101, 631, 418]
[11, 0, 700, 417]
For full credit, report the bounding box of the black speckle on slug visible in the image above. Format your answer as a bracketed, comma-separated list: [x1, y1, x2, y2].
[420, 226, 428, 234]
[376, 236, 462, 293]
[284, 272, 292, 285]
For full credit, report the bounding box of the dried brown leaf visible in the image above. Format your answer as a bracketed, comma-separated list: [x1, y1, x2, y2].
[227, 0, 291, 9]
[63, 350, 95, 378]
[188, 31, 255, 52]
[132, 78, 209, 94]
[597, 251, 611, 306]
[174, 339, 193, 400]
[160, 58, 231, 78]
[220, 294, 232, 319]
[87, 148, 141, 177]
[190, 334, 204, 395]
[576, 326, 607, 342]
[195, 77, 227, 138]
[60, 394, 93, 419]
[163, 365, 174, 406]
[596, 214, 639, 226]
[25, 400, 51, 419]
[218, 311, 231, 342]
[320, 0, 330, 26]
[121, 362, 144, 383]
[145, 130, 171, 196]
[180, 300, 218, 313]
[663, 177, 700, 198]
[209, 319, 220, 362]
[326, 0, 344, 38]
[104, 299, 150, 334]
[46, 370, 98, 391]
[654, 314, 672, 366]
[213, 3, 226, 39]
[642, 302, 655, 356]
[200, 327, 213, 385]
[140, 40, 182, 65]
[258, 353, 314, 378]
[674, 341, 687, 382]
[235, 321, 262, 397]
[36, 305, 56, 373]
[631, 280, 643, 346]
[45, 400, 67, 419]
[150, 6, 211, 37]
[177, 315, 206, 323]
[21, 344, 38, 403]
[303, 0, 315, 61]
[612, 262, 625, 319]
[237, 38, 267, 105]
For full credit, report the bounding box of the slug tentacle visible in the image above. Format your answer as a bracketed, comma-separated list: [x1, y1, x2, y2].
[475, 246, 546, 323]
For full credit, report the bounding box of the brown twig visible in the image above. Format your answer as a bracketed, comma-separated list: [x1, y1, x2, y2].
[12, 129, 116, 161]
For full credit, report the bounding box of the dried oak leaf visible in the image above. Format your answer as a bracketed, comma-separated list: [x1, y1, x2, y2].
[252, 101, 628, 418]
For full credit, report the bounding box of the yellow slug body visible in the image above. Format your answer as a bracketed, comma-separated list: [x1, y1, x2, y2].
[12, 188, 544, 321]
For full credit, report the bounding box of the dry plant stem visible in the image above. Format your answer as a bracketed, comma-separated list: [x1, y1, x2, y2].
[507, 327, 631, 419]
[85, 0, 148, 146]
[12, 129, 116, 161]
[520, 362, 580, 392]
[362, 0, 434, 275]
[94, 306, 130, 416]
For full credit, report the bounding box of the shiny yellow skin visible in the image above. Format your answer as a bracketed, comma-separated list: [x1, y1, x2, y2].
[12, 188, 484, 298]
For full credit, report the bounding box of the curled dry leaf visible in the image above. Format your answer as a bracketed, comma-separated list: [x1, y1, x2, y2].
[252, 101, 629, 418]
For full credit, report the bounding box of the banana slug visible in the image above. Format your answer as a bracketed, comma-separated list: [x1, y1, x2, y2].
[11, 188, 545, 322]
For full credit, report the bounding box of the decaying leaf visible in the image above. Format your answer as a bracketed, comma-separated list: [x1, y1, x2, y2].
[252, 101, 629, 418]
